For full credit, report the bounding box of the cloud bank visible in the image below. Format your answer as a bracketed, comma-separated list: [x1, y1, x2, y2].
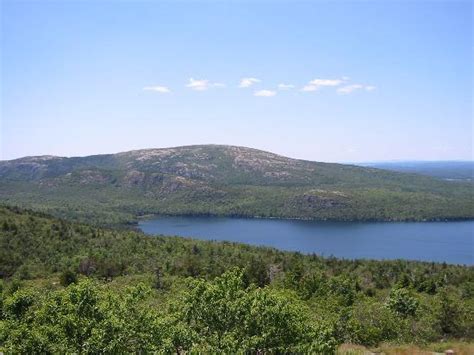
[143, 76, 375, 96]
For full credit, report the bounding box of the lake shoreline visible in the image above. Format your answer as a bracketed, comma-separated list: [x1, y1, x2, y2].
[136, 212, 474, 224]
[138, 215, 474, 266]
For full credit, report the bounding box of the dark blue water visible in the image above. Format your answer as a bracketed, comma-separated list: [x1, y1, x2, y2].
[139, 217, 474, 265]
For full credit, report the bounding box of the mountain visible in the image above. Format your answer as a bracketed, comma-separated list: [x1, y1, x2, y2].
[357, 161, 474, 181]
[0, 145, 473, 224]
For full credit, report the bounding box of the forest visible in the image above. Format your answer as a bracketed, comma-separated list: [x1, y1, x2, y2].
[1, 205, 473, 353]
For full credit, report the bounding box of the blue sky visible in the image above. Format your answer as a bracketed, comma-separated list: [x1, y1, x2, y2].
[1, 0, 472, 162]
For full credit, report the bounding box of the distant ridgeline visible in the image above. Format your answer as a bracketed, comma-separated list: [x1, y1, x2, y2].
[359, 161, 474, 182]
[0, 145, 473, 225]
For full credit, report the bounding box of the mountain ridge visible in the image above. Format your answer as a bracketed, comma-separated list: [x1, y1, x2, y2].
[0, 145, 472, 225]
[2, 144, 296, 163]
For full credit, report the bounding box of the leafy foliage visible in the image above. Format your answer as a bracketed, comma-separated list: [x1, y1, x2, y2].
[179, 268, 336, 352]
[386, 287, 419, 318]
[1, 272, 336, 353]
[2, 280, 167, 353]
[0, 205, 473, 352]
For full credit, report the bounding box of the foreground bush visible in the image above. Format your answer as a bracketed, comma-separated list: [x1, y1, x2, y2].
[0, 269, 336, 353]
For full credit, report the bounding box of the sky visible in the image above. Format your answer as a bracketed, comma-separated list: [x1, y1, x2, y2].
[1, 0, 472, 162]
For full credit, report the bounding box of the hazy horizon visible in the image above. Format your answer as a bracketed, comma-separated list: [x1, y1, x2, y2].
[1, 1, 472, 162]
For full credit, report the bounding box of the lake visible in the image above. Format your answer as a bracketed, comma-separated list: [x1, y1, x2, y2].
[139, 216, 474, 265]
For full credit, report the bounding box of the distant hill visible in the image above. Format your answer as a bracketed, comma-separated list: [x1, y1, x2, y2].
[0, 145, 472, 224]
[358, 161, 474, 181]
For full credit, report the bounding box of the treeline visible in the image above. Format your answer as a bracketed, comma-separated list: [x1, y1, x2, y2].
[0, 205, 473, 352]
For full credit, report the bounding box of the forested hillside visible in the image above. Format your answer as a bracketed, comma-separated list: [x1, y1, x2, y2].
[1, 206, 473, 353]
[1, 145, 473, 225]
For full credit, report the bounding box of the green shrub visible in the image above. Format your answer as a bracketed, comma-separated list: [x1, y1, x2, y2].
[386, 287, 419, 318]
[59, 270, 78, 287]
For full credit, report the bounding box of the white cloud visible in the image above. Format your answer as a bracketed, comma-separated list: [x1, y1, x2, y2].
[300, 77, 347, 92]
[309, 78, 344, 87]
[186, 78, 208, 91]
[186, 78, 225, 91]
[277, 83, 295, 90]
[142, 85, 171, 93]
[337, 84, 375, 94]
[254, 89, 276, 97]
[239, 77, 261, 88]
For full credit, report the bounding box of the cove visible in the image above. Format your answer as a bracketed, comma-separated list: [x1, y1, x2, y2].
[139, 216, 474, 265]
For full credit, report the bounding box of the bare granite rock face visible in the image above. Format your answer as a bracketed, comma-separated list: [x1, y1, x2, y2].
[124, 170, 146, 186]
[76, 170, 109, 185]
